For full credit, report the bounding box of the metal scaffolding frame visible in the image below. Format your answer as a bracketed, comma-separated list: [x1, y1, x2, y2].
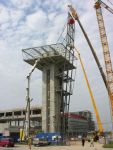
[59, 13, 75, 141]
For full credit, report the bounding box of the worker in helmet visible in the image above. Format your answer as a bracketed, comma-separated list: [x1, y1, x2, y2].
[28, 136, 32, 149]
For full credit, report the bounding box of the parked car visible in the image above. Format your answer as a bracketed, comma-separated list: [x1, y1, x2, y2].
[33, 137, 50, 146]
[0, 138, 14, 147]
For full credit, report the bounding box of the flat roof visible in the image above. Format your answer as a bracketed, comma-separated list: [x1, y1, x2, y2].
[22, 43, 76, 71]
[0, 106, 42, 113]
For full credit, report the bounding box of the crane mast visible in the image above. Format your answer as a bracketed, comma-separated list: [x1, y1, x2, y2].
[94, 0, 113, 117]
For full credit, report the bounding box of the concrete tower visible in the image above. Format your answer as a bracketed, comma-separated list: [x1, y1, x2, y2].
[22, 13, 77, 135]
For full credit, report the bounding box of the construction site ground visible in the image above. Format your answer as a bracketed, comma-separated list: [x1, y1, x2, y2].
[0, 141, 111, 150]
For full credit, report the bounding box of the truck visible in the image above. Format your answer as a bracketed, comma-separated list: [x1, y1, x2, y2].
[33, 132, 61, 146]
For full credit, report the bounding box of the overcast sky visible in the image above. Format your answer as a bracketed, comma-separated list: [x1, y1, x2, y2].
[0, 0, 113, 131]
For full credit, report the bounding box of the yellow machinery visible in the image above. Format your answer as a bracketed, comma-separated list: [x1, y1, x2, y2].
[68, 3, 113, 132]
[68, 5, 104, 133]
[76, 49, 103, 133]
[68, 5, 108, 88]
[20, 129, 25, 141]
[94, 0, 113, 123]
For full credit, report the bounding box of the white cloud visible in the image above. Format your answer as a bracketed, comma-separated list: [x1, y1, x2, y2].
[26, 10, 47, 31]
[10, 0, 33, 9]
[0, 4, 24, 30]
[46, 13, 66, 44]
[0, 4, 10, 24]
[0, 39, 7, 49]
[48, 12, 57, 21]
[10, 9, 24, 26]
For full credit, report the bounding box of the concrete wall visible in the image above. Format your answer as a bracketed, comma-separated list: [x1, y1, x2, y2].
[0, 123, 9, 133]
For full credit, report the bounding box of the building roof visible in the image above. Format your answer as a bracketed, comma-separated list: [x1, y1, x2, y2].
[66, 113, 87, 120]
[0, 106, 42, 113]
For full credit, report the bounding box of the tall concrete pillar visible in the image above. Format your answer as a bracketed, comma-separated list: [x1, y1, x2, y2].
[42, 64, 61, 133]
[42, 68, 49, 132]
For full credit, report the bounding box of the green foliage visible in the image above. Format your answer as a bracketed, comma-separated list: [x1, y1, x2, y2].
[103, 143, 113, 148]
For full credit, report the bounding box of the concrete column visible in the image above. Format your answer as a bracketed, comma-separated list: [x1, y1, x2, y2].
[4, 112, 6, 117]
[56, 90, 61, 132]
[42, 69, 48, 132]
[21, 111, 23, 116]
[42, 65, 61, 133]
[31, 110, 33, 116]
[9, 121, 11, 126]
[12, 112, 14, 118]
[50, 64, 56, 132]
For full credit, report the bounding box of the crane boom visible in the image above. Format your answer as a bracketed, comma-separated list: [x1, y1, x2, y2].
[95, 0, 113, 14]
[76, 50, 103, 133]
[68, 5, 104, 133]
[94, 0, 113, 118]
[68, 5, 108, 88]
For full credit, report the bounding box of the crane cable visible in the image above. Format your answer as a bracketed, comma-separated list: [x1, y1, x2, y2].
[56, 22, 67, 43]
[107, 0, 113, 6]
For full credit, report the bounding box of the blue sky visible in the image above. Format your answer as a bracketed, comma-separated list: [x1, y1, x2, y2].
[0, 0, 113, 131]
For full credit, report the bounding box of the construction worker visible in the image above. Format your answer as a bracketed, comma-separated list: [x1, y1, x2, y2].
[90, 137, 94, 147]
[28, 137, 32, 149]
[81, 136, 85, 147]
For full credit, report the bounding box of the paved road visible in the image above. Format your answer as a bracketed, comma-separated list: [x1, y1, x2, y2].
[0, 142, 111, 150]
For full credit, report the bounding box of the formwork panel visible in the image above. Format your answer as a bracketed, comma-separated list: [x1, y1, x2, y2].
[24, 55, 75, 71]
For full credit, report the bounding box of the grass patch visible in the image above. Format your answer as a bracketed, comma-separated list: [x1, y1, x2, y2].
[103, 143, 113, 148]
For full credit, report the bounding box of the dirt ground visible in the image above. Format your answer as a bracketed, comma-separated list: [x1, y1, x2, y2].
[4, 141, 110, 150]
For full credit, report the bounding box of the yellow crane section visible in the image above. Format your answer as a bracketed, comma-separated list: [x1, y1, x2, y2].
[68, 4, 104, 133]
[94, 0, 113, 118]
[76, 50, 103, 133]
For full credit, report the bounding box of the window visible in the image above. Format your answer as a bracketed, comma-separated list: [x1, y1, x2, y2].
[33, 109, 41, 115]
[14, 111, 21, 116]
[6, 112, 12, 117]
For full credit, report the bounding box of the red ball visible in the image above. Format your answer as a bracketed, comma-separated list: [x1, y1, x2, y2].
[68, 18, 75, 24]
